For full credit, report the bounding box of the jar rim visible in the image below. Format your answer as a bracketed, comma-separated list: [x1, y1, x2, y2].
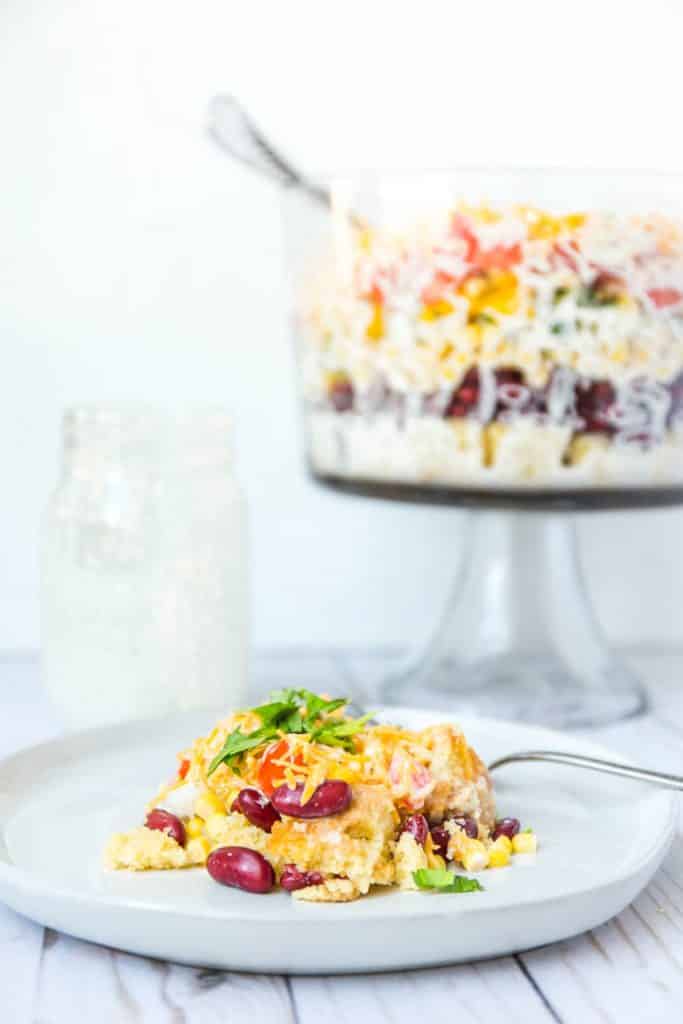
[62, 404, 234, 460]
[64, 402, 232, 426]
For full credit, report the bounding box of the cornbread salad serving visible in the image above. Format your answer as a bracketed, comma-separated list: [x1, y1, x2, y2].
[105, 691, 537, 900]
[299, 204, 683, 488]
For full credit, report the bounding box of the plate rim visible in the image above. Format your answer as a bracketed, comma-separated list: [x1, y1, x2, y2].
[0, 707, 677, 923]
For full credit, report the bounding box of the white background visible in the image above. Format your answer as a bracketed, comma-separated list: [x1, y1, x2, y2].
[2, 0, 683, 654]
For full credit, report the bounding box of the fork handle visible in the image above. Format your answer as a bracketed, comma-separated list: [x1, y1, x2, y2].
[488, 750, 683, 791]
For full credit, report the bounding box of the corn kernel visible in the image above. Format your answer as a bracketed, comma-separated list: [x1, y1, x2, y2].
[461, 838, 489, 873]
[512, 831, 538, 855]
[488, 836, 512, 868]
[185, 816, 204, 839]
[564, 434, 609, 467]
[610, 343, 629, 363]
[483, 423, 507, 468]
[420, 299, 454, 321]
[365, 301, 384, 342]
[195, 790, 226, 820]
[358, 228, 374, 251]
[562, 212, 586, 231]
[425, 834, 446, 871]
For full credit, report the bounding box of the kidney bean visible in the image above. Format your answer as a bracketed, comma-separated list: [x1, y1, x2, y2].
[430, 825, 450, 859]
[280, 864, 325, 892]
[231, 788, 281, 833]
[271, 780, 352, 819]
[145, 808, 186, 847]
[492, 817, 520, 840]
[451, 816, 478, 839]
[329, 378, 354, 413]
[400, 813, 429, 846]
[206, 846, 274, 894]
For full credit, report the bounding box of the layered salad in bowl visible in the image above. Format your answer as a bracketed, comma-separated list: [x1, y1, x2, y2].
[297, 202, 683, 491]
[105, 690, 535, 901]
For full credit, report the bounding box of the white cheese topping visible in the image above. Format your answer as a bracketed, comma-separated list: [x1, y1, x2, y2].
[158, 782, 199, 819]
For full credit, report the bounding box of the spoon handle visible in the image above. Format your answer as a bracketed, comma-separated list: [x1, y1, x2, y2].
[488, 750, 683, 791]
[206, 95, 366, 229]
[207, 95, 328, 199]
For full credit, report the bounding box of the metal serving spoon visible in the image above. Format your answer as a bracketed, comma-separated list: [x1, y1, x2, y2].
[488, 750, 683, 791]
[206, 94, 366, 229]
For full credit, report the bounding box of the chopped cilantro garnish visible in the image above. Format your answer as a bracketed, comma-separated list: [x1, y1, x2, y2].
[413, 868, 484, 893]
[207, 689, 373, 776]
[308, 712, 376, 752]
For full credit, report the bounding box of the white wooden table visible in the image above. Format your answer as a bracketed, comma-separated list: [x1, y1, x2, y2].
[2, 650, 683, 1024]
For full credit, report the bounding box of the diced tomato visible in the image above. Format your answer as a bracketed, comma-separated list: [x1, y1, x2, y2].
[257, 739, 303, 796]
[421, 270, 458, 305]
[477, 242, 522, 271]
[178, 758, 190, 780]
[647, 287, 683, 309]
[450, 214, 522, 272]
[450, 212, 480, 263]
[362, 281, 385, 304]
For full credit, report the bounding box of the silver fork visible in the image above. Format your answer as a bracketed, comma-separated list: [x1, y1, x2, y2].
[488, 750, 683, 790]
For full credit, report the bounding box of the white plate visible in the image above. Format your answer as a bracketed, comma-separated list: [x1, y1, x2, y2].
[0, 707, 676, 973]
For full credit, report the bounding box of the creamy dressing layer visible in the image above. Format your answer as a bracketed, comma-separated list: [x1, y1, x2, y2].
[307, 411, 683, 488]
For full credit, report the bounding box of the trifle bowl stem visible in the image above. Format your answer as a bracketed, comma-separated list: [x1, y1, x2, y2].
[382, 510, 646, 728]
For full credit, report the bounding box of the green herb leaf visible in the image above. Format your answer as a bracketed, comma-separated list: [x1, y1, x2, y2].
[522, 826, 533, 834]
[304, 693, 347, 721]
[251, 702, 299, 728]
[206, 689, 366, 775]
[413, 868, 484, 893]
[413, 868, 454, 888]
[261, 689, 348, 725]
[441, 875, 484, 893]
[266, 688, 299, 704]
[577, 282, 619, 308]
[309, 712, 375, 752]
[207, 726, 274, 775]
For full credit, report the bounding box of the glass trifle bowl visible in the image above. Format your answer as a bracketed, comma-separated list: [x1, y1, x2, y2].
[208, 96, 683, 726]
[286, 170, 683, 503]
[279, 167, 683, 727]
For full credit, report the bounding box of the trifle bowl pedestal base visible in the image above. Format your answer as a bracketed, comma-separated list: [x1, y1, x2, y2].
[315, 472, 652, 729]
[380, 509, 646, 728]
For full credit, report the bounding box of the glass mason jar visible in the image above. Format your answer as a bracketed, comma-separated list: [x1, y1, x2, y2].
[42, 405, 248, 729]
